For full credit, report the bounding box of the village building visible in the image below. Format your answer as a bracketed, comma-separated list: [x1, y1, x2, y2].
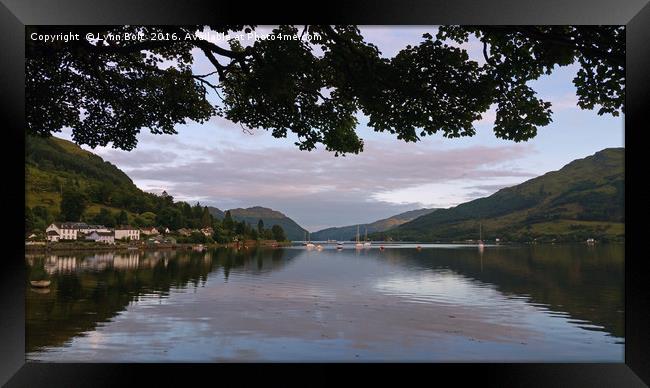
[140, 227, 159, 236]
[46, 230, 61, 242]
[46, 222, 109, 242]
[115, 226, 140, 241]
[177, 228, 192, 237]
[200, 227, 214, 237]
[147, 235, 177, 244]
[84, 231, 116, 244]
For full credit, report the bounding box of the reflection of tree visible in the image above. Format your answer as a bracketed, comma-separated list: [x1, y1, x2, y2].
[377, 245, 624, 338]
[26, 247, 294, 353]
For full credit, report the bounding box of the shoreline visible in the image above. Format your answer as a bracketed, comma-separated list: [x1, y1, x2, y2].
[25, 240, 292, 252]
[24, 239, 622, 253]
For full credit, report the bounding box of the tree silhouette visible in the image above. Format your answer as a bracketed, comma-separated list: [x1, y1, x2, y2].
[27, 25, 624, 155]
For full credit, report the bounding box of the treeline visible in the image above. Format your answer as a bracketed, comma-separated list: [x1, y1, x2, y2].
[26, 188, 288, 243]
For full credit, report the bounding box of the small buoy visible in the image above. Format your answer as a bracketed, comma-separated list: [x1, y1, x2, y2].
[416, 245, 422, 250]
[380, 246, 385, 250]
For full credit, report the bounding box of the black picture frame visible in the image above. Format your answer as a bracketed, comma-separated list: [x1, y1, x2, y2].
[1, 0, 648, 386]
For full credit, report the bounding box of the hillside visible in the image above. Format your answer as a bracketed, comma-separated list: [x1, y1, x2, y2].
[378, 148, 624, 242]
[26, 135, 150, 222]
[311, 208, 437, 241]
[26, 136, 309, 241]
[208, 206, 308, 241]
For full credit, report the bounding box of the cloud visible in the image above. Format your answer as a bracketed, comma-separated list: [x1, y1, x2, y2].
[549, 93, 580, 111]
[91, 149, 179, 168]
[113, 138, 537, 230]
[460, 183, 517, 201]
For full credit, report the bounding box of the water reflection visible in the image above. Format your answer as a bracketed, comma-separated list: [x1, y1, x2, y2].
[26, 248, 295, 353]
[25, 244, 623, 361]
[370, 244, 624, 338]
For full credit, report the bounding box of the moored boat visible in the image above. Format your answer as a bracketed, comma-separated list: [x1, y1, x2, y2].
[304, 231, 315, 249]
[355, 225, 364, 249]
[363, 226, 371, 248]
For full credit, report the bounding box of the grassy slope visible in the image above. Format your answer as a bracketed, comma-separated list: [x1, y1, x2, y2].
[26, 136, 141, 220]
[381, 148, 624, 242]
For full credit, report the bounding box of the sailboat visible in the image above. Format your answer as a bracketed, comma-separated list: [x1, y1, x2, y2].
[363, 226, 371, 248]
[478, 223, 485, 250]
[355, 225, 364, 249]
[305, 231, 315, 249]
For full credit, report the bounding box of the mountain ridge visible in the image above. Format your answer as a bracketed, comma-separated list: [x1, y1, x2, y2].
[311, 208, 437, 241]
[377, 148, 624, 242]
[207, 206, 307, 241]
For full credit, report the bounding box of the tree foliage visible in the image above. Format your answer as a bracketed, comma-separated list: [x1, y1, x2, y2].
[26, 25, 624, 155]
[93, 208, 116, 227]
[60, 188, 87, 221]
[271, 224, 287, 242]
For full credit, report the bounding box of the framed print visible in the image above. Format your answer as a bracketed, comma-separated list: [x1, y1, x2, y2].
[1, 0, 648, 386]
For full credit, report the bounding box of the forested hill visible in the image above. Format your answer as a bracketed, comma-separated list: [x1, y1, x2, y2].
[377, 148, 624, 243]
[25, 135, 308, 241]
[208, 206, 308, 241]
[26, 135, 232, 233]
[26, 134, 155, 227]
[311, 208, 437, 241]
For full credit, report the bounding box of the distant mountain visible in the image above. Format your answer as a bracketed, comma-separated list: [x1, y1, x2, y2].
[378, 148, 624, 243]
[208, 206, 308, 241]
[207, 207, 225, 219]
[311, 208, 437, 241]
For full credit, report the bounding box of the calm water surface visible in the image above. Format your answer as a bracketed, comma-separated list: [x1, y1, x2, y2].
[25, 243, 624, 362]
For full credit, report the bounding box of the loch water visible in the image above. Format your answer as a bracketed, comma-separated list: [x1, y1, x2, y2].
[25, 243, 624, 362]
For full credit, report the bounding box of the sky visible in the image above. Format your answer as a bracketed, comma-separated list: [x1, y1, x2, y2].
[56, 26, 624, 232]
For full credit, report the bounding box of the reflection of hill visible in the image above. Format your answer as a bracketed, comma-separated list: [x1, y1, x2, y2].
[26, 248, 295, 353]
[376, 245, 624, 338]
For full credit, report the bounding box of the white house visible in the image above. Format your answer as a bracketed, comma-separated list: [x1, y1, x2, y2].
[45, 222, 110, 241]
[46, 230, 60, 242]
[115, 226, 140, 241]
[46, 222, 79, 241]
[84, 231, 115, 244]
